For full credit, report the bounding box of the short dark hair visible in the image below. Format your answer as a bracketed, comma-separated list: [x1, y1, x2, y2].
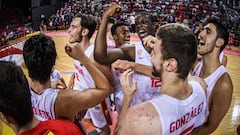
[204, 18, 229, 52]
[136, 12, 155, 24]
[156, 23, 198, 79]
[108, 17, 116, 24]
[75, 13, 97, 38]
[23, 34, 57, 84]
[111, 22, 128, 35]
[0, 61, 33, 127]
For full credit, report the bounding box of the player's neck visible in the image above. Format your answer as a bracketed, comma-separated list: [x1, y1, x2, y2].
[30, 80, 51, 93]
[18, 117, 40, 134]
[201, 53, 221, 78]
[161, 75, 191, 99]
[80, 37, 91, 51]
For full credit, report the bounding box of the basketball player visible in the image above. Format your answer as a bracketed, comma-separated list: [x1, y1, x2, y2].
[191, 18, 233, 134]
[0, 61, 84, 135]
[110, 22, 130, 47]
[23, 34, 112, 134]
[115, 23, 208, 135]
[94, 4, 161, 114]
[67, 13, 114, 135]
[107, 21, 131, 110]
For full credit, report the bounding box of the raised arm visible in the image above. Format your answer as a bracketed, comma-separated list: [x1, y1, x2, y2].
[55, 42, 112, 119]
[94, 4, 134, 64]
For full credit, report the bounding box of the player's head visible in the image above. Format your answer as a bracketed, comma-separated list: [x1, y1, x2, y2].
[152, 23, 197, 79]
[67, 13, 97, 43]
[23, 34, 57, 84]
[111, 22, 130, 47]
[0, 61, 33, 128]
[198, 18, 229, 55]
[135, 12, 155, 40]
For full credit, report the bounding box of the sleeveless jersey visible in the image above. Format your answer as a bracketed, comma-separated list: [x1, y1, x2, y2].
[74, 44, 112, 125]
[112, 68, 124, 114]
[149, 80, 207, 135]
[133, 41, 161, 105]
[219, 51, 224, 63]
[19, 119, 84, 135]
[107, 40, 116, 49]
[192, 60, 227, 102]
[31, 88, 60, 121]
[74, 44, 95, 91]
[112, 41, 161, 114]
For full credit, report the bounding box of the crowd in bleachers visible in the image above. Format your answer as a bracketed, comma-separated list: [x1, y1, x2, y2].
[0, 6, 34, 47]
[0, 0, 239, 47]
[46, 0, 223, 30]
[45, 0, 239, 46]
[47, 0, 239, 41]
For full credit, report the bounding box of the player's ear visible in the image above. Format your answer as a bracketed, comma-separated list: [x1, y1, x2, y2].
[166, 58, 177, 72]
[216, 38, 224, 48]
[82, 28, 89, 36]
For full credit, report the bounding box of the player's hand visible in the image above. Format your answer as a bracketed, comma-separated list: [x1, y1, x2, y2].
[143, 35, 157, 49]
[120, 69, 137, 97]
[65, 42, 85, 60]
[103, 4, 121, 18]
[51, 79, 67, 89]
[111, 59, 133, 72]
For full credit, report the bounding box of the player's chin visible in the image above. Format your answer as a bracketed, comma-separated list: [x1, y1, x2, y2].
[69, 38, 77, 43]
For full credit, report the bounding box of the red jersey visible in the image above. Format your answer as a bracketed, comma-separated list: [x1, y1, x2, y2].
[19, 119, 84, 135]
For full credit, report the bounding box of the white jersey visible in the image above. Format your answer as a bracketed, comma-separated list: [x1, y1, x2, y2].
[107, 40, 116, 49]
[219, 51, 224, 63]
[74, 44, 95, 91]
[133, 41, 161, 105]
[197, 52, 224, 65]
[149, 80, 208, 135]
[112, 42, 161, 114]
[192, 60, 227, 102]
[50, 69, 62, 82]
[74, 44, 110, 128]
[112, 68, 124, 114]
[31, 88, 60, 121]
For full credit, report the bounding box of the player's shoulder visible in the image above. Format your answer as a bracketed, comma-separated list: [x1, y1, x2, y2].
[125, 102, 158, 122]
[122, 102, 162, 134]
[215, 73, 233, 92]
[189, 75, 207, 90]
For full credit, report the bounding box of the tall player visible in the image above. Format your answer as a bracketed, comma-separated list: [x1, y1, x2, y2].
[116, 23, 208, 135]
[94, 4, 161, 114]
[191, 18, 233, 134]
[67, 13, 114, 135]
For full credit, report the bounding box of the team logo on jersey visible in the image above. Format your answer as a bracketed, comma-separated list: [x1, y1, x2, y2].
[43, 130, 54, 135]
